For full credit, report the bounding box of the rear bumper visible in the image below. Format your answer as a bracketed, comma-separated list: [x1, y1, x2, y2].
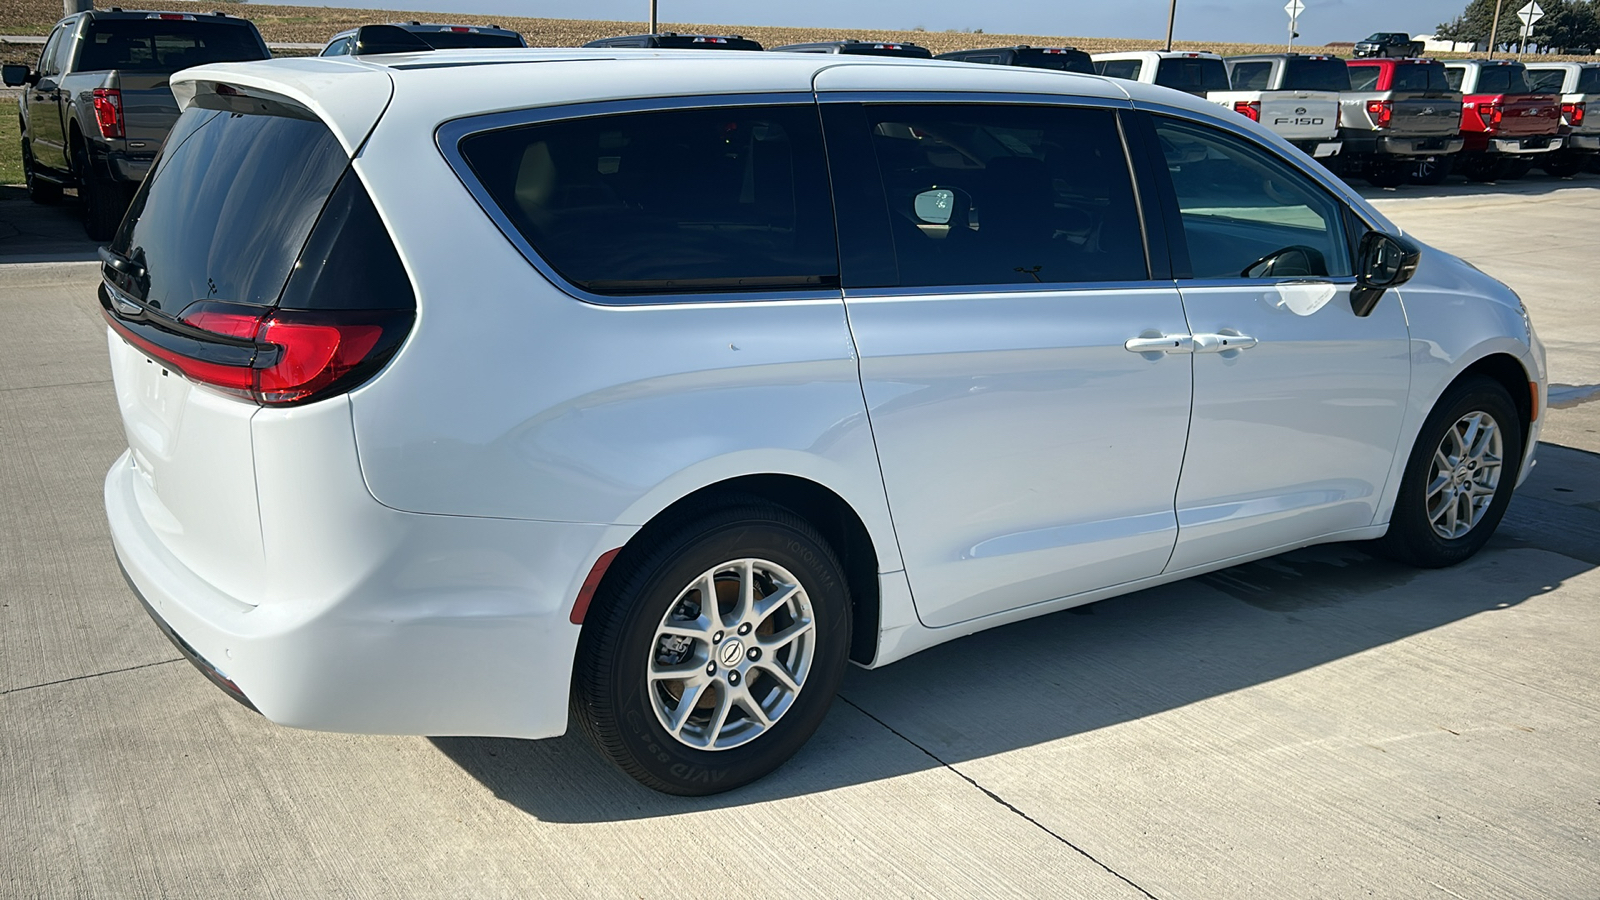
[105, 435, 629, 739]
[1340, 132, 1464, 158]
[1488, 135, 1564, 155]
[107, 152, 153, 183]
[1566, 134, 1600, 152]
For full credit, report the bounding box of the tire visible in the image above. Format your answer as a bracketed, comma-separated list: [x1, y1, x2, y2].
[21, 139, 61, 205]
[1500, 159, 1534, 180]
[1378, 376, 1524, 569]
[572, 500, 852, 795]
[1540, 156, 1586, 178]
[74, 142, 126, 241]
[1365, 163, 1409, 188]
[1461, 157, 1508, 183]
[1410, 155, 1453, 186]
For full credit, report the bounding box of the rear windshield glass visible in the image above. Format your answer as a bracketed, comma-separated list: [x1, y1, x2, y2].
[1347, 65, 1381, 91]
[1393, 62, 1450, 92]
[1476, 65, 1533, 94]
[78, 20, 266, 72]
[1580, 67, 1600, 93]
[1156, 57, 1230, 93]
[839, 44, 932, 58]
[1527, 69, 1565, 93]
[414, 31, 523, 49]
[1015, 50, 1093, 73]
[656, 35, 763, 50]
[458, 105, 838, 295]
[110, 107, 346, 309]
[1231, 62, 1271, 90]
[1282, 58, 1351, 91]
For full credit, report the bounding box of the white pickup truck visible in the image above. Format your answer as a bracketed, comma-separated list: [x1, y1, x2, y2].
[1090, 50, 1231, 96]
[1213, 53, 1348, 165]
[1524, 61, 1600, 176]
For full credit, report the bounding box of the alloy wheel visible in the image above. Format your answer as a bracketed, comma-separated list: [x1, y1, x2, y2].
[1426, 411, 1504, 540]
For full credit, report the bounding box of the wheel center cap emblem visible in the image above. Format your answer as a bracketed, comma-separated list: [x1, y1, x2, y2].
[719, 639, 745, 667]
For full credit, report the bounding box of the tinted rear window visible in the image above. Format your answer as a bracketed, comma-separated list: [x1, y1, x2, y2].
[1231, 62, 1272, 90]
[78, 20, 266, 72]
[1391, 62, 1450, 92]
[1526, 69, 1566, 93]
[1096, 59, 1142, 80]
[1155, 58, 1230, 93]
[655, 35, 763, 50]
[1580, 67, 1600, 93]
[1476, 65, 1533, 94]
[1347, 65, 1381, 91]
[1281, 58, 1351, 91]
[839, 44, 932, 58]
[458, 105, 837, 295]
[111, 108, 346, 309]
[414, 31, 523, 49]
[1014, 49, 1093, 73]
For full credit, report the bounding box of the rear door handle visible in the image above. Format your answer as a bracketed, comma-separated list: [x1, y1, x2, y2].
[1124, 334, 1193, 354]
[1192, 332, 1259, 353]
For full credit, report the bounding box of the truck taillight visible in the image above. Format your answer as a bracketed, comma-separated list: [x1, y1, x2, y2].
[91, 88, 123, 139]
[1563, 102, 1585, 127]
[1233, 100, 1261, 122]
[1477, 102, 1503, 132]
[1366, 99, 1392, 129]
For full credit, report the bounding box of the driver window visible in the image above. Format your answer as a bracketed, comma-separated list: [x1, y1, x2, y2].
[1154, 117, 1351, 280]
[37, 29, 62, 78]
[50, 23, 75, 74]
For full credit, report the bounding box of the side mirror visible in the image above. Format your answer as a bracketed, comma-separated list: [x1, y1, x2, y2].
[913, 189, 955, 224]
[2, 65, 34, 87]
[1350, 231, 1420, 317]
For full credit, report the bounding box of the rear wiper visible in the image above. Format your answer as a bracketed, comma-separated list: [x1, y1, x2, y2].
[99, 245, 146, 280]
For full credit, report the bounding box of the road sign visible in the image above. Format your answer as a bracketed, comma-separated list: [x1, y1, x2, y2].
[1517, 1, 1544, 26]
[1285, 0, 1305, 16]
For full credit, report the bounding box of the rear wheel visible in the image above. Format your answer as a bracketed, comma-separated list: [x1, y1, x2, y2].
[74, 142, 126, 241]
[573, 501, 852, 795]
[21, 139, 61, 205]
[1541, 156, 1586, 178]
[1461, 156, 1509, 183]
[1410, 155, 1453, 186]
[1501, 159, 1534, 180]
[1365, 163, 1409, 188]
[1378, 376, 1523, 568]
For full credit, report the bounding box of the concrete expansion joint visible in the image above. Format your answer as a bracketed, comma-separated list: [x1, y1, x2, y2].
[836, 694, 1163, 900]
[0, 657, 182, 697]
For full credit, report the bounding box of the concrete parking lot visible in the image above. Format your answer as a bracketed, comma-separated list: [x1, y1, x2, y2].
[3, 176, 1598, 898]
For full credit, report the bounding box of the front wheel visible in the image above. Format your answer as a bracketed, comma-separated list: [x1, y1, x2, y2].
[1378, 376, 1524, 568]
[1365, 162, 1409, 188]
[573, 501, 852, 795]
[1461, 157, 1509, 183]
[21, 139, 61, 205]
[1541, 156, 1586, 178]
[1410, 155, 1453, 186]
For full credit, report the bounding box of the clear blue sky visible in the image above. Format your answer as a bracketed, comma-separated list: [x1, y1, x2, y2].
[293, 0, 1476, 45]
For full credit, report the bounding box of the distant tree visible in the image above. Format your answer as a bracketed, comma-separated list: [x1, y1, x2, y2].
[1438, 0, 1600, 50]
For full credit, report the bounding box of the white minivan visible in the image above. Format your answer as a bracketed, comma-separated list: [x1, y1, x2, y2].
[103, 49, 1545, 795]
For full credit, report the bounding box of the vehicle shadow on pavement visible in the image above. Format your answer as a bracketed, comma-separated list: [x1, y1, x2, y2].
[432, 443, 1600, 822]
[0, 185, 100, 262]
[1353, 170, 1599, 202]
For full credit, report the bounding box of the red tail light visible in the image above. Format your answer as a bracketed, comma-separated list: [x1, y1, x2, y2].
[1366, 99, 1393, 129]
[1477, 102, 1503, 132]
[104, 301, 404, 406]
[1234, 100, 1261, 122]
[1563, 102, 1585, 127]
[92, 88, 123, 139]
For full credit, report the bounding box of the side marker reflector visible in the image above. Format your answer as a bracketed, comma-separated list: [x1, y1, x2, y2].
[570, 548, 622, 625]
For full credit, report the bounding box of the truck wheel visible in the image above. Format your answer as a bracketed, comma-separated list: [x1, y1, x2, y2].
[1500, 159, 1534, 180]
[21, 140, 61, 205]
[1461, 157, 1508, 183]
[1541, 157, 1585, 178]
[74, 143, 125, 241]
[1365, 163, 1408, 188]
[1410, 155, 1453, 185]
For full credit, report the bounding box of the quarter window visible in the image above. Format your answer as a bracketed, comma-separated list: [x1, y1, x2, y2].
[1444, 67, 1464, 91]
[1153, 117, 1352, 280]
[459, 104, 838, 296]
[1096, 59, 1143, 80]
[1347, 65, 1381, 91]
[1527, 69, 1565, 93]
[861, 103, 1148, 287]
[1230, 62, 1272, 90]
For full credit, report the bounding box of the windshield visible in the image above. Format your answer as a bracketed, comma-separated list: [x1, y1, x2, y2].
[1282, 58, 1351, 91]
[78, 20, 266, 72]
[414, 31, 523, 49]
[1363, 33, 1402, 42]
[1476, 65, 1533, 94]
[1155, 57, 1230, 93]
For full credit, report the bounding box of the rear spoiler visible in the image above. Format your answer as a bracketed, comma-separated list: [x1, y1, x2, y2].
[352, 24, 434, 55]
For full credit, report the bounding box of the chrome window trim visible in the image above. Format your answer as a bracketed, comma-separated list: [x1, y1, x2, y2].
[1132, 98, 1387, 235]
[816, 89, 1133, 109]
[843, 279, 1178, 300]
[435, 92, 841, 308]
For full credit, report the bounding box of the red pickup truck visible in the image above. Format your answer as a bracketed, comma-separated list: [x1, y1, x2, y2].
[1443, 59, 1564, 182]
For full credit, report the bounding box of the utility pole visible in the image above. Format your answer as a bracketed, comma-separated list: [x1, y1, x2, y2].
[1164, 0, 1178, 51]
[649, 0, 658, 34]
[63, 0, 91, 14]
[1487, 0, 1505, 59]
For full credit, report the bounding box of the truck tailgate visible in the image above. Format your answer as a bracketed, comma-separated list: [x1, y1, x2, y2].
[115, 73, 181, 146]
[1387, 94, 1463, 137]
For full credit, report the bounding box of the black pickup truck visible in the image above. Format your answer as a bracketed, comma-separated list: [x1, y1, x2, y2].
[4, 9, 270, 239]
[1352, 33, 1426, 59]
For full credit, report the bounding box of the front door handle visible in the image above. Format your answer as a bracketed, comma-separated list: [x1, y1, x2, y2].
[1192, 332, 1259, 354]
[1124, 334, 1193, 354]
